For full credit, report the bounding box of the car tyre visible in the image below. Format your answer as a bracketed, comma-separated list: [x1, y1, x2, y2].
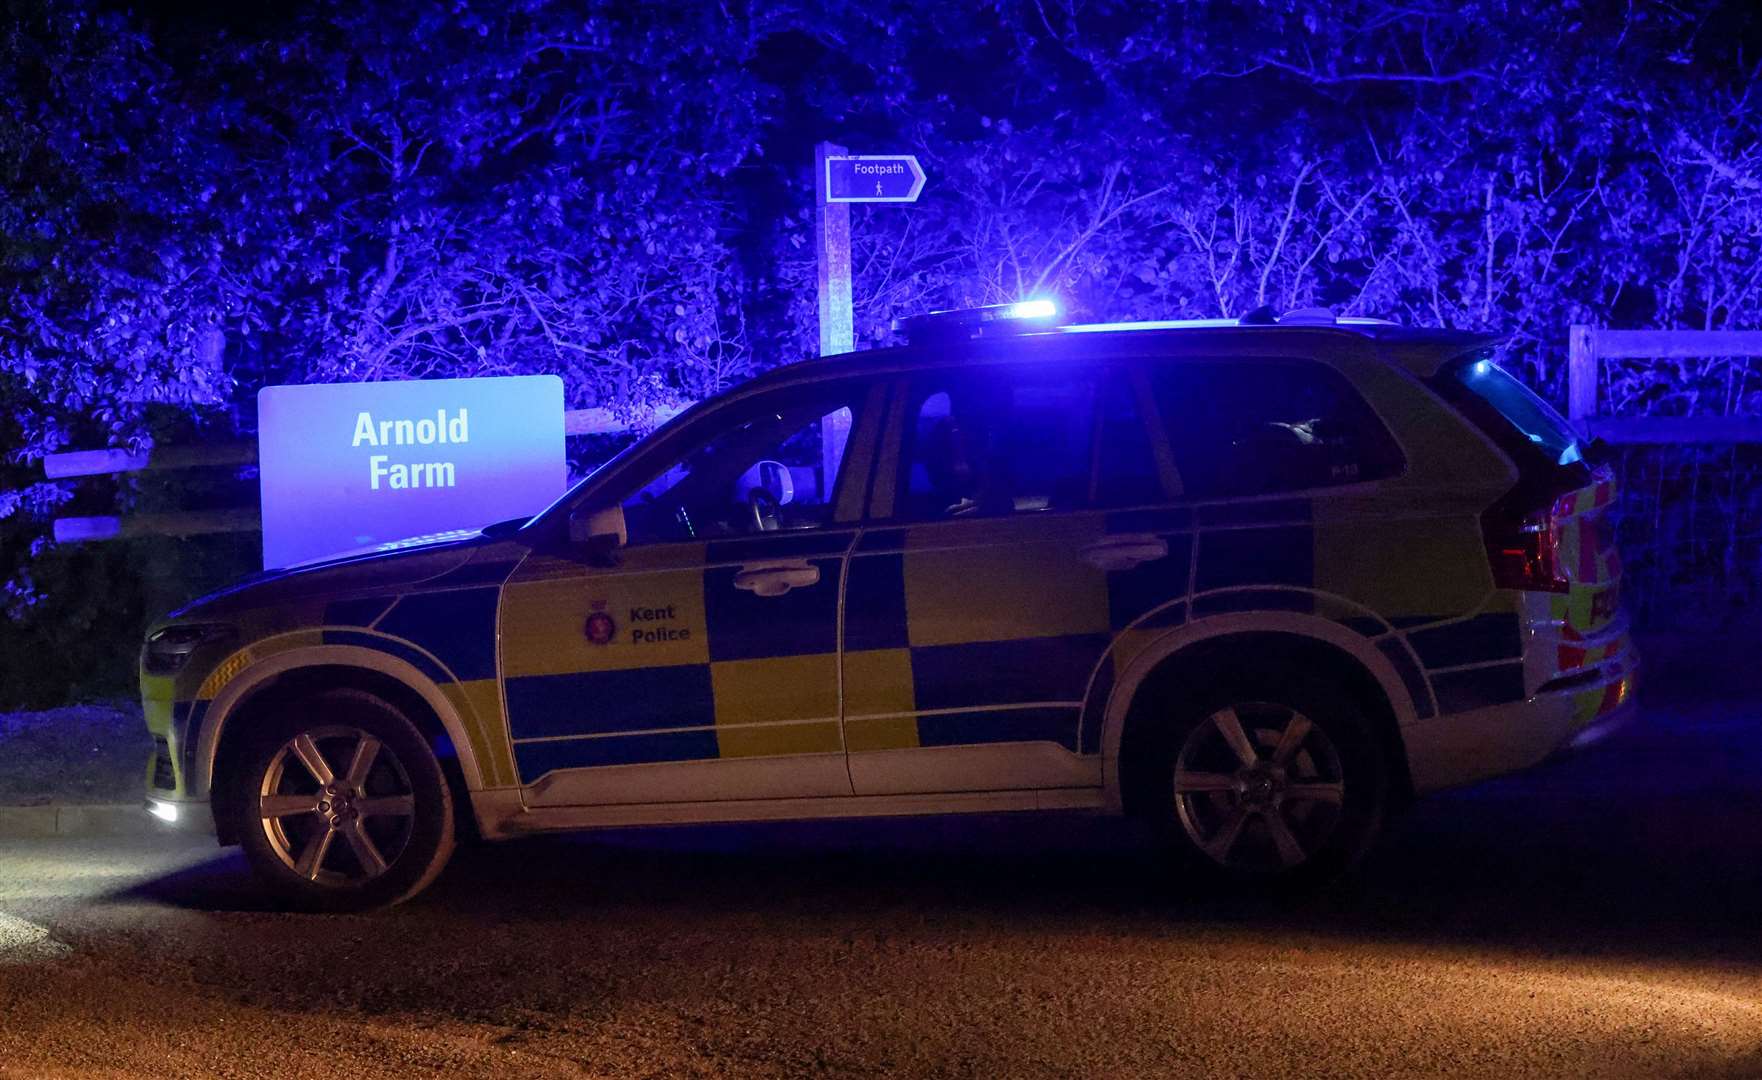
[224, 688, 456, 911]
[1135, 668, 1387, 891]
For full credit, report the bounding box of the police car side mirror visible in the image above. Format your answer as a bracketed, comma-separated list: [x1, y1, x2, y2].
[569, 504, 627, 558]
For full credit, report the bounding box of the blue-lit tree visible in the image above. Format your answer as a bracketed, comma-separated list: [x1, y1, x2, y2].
[2, 0, 1759, 701]
[771, 0, 1762, 407]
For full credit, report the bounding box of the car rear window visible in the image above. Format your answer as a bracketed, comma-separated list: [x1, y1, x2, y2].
[1449, 359, 1584, 468]
[1150, 360, 1405, 498]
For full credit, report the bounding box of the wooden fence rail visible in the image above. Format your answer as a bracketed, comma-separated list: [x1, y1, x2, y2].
[42, 405, 682, 480]
[42, 403, 686, 542]
[1568, 326, 1762, 444]
[42, 327, 1762, 543]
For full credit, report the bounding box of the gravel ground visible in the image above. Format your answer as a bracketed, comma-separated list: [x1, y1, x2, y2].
[2, 691, 1762, 1078]
[0, 704, 149, 805]
[2, 635, 1760, 1076]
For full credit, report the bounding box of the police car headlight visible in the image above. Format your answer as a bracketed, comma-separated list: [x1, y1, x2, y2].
[143, 624, 234, 676]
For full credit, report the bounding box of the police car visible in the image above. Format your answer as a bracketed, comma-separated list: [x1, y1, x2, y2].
[140, 302, 1636, 909]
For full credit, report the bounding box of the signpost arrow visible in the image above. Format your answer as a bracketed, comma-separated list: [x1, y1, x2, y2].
[824, 154, 927, 203]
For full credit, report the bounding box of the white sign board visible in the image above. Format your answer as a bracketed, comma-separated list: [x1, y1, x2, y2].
[257, 375, 565, 568]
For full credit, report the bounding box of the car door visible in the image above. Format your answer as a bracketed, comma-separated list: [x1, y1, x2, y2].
[841, 361, 1178, 795]
[498, 378, 883, 807]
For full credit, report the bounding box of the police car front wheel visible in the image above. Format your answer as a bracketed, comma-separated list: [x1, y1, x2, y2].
[1141, 675, 1387, 887]
[225, 689, 457, 911]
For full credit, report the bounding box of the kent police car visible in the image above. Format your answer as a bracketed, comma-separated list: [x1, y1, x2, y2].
[140, 302, 1636, 909]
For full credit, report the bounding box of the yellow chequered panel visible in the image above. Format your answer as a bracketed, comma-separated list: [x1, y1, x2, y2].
[142, 691, 175, 737]
[440, 678, 518, 787]
[710, 653, 841, 757]
[1313, 504, 1491, 619]
[1347, 360, 1514, 487]
[1553, 585, 1616, 638]
[1555, 516, 1620, 588]
[501, 570, 709, 677]
[141, 671, 176, 704]
[1549, 592, 1571, 624]
[842, 648, 919, 751]
[902, 540, 1110, 647]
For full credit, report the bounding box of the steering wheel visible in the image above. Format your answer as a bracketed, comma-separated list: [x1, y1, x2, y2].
[748, 487, 781, 532]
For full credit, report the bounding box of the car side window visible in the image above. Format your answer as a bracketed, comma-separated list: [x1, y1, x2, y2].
[896, 367, 1160, 521]
[1151, 360, 1403, 498]
[619, 389, 860, 545]
[1093, 373, 1166, 506]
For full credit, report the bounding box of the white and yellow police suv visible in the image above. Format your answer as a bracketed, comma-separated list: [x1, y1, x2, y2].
[140, 303, 1636, 909]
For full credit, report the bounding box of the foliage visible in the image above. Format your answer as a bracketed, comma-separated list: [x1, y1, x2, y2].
[6, 0, 1758, 447]
[1, 0, 1760, 702]
[771, 1, 1762, 402]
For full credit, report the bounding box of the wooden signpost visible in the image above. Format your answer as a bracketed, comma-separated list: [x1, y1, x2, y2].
[812, 141, 927, 488]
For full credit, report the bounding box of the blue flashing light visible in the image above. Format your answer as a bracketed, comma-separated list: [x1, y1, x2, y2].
[893, 300, 1061, 344]
[1471, 359, 1493, 377]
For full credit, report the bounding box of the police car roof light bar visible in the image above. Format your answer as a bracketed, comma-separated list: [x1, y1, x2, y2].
[894, 300, 1059, 344]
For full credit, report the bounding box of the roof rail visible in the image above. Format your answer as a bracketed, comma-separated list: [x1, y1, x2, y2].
[1239, 305, 1379, 327]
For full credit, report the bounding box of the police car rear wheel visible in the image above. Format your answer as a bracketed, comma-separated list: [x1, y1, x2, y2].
[1143, 676, 1385, 888]
[228, 689, 456, 911]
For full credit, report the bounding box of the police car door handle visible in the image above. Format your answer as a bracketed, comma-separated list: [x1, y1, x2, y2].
[1081, 535, 1169, 572]
[732, 560, 821, 598]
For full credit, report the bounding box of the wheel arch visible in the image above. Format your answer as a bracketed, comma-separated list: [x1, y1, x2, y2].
[1100, 614, 1417, 816]
[199, 645, 489, 844]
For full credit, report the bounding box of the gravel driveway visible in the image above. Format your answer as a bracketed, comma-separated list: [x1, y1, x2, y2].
[2, 692, 1761, 1079]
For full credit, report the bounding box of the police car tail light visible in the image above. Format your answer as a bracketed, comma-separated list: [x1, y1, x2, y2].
[1484, 506, 1570, 594]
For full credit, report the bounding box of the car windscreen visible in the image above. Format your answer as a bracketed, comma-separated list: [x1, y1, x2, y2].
[1448, 358, 1584, 468]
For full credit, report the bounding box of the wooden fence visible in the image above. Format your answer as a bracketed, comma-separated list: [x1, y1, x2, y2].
[1567, 326, 1762, 443]
[41, 326, 1762, 543]
[42, 404, 683, 544]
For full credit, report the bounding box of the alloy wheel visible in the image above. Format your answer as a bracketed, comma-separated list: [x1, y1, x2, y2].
[257, 724, 417, 887]
[1172, 702, 1347, 872]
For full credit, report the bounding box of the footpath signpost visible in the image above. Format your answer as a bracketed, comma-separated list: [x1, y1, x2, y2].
[824, 154, 928, 204]
[812, 141, 926, 481]
[811, 144, 927, 354]
[813, 142, 856, 359]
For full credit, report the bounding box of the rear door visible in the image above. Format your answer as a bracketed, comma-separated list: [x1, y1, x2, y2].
[842, 361, 1173, 795]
